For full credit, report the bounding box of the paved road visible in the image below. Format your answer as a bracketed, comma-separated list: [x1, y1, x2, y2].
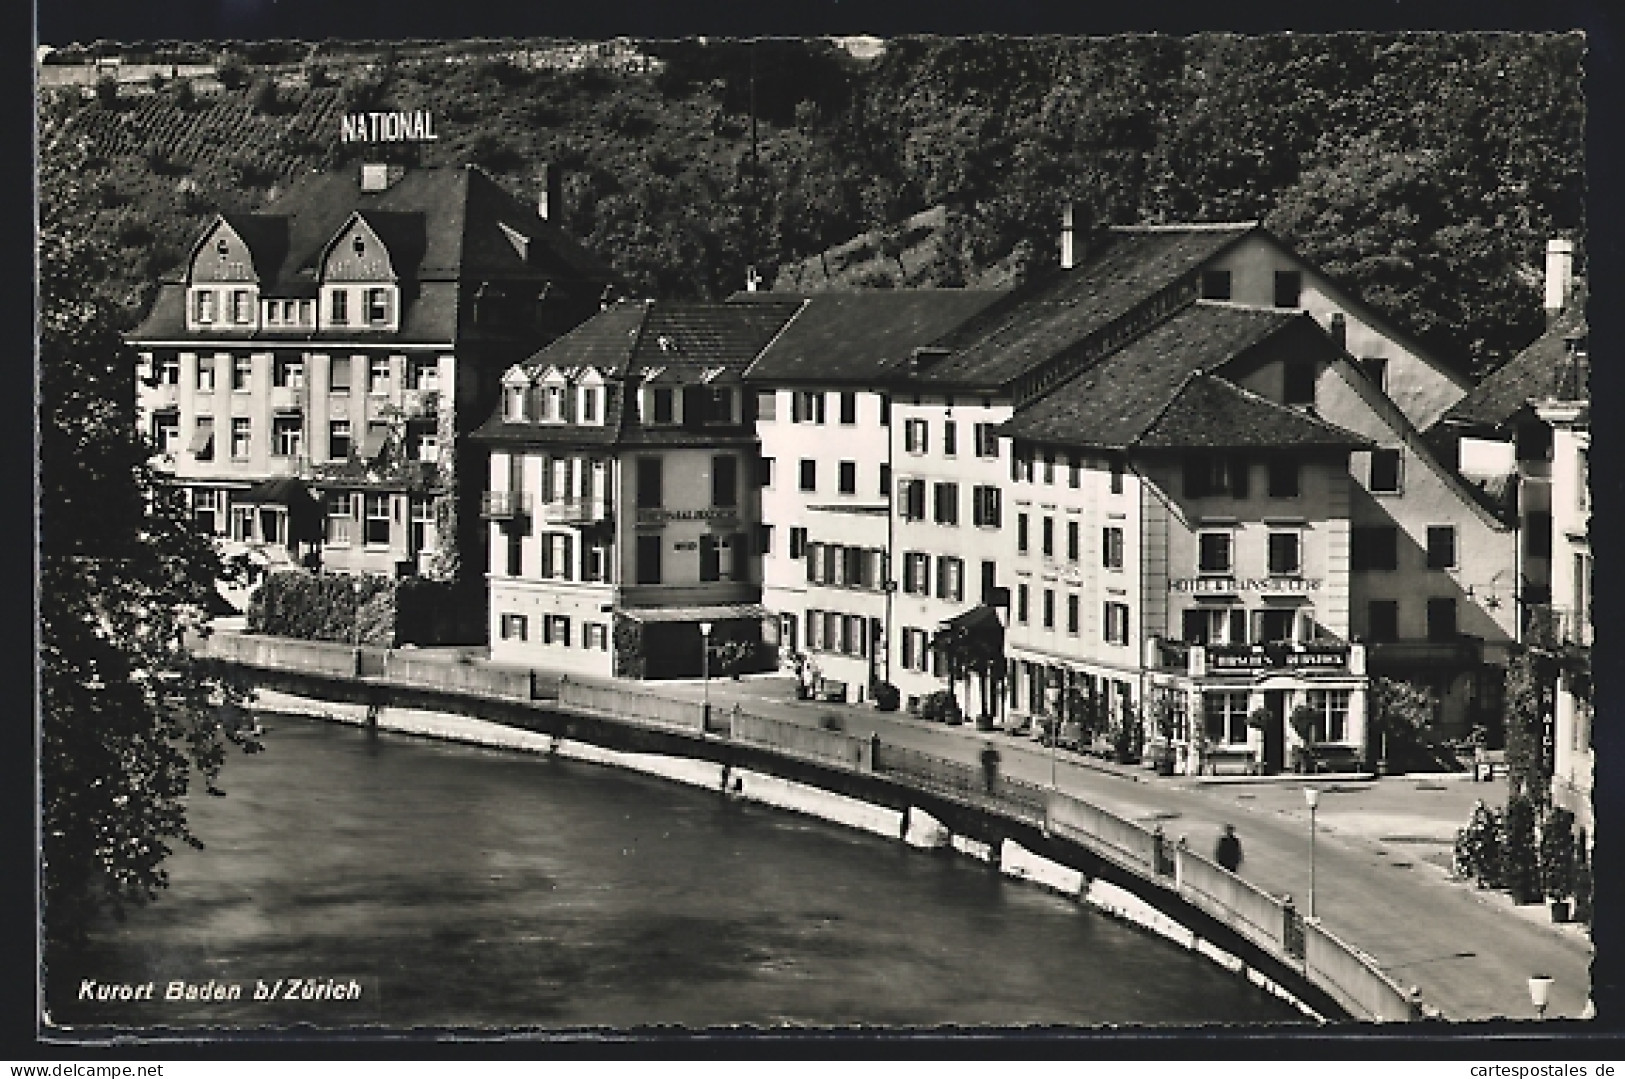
[658, 673, 1595, 1023]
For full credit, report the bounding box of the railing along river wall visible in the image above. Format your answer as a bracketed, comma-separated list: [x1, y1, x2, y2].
[200, 631, 1423, 1023]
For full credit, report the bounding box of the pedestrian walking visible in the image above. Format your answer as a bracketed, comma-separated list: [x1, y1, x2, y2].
[980, 741, 1001, 794]
[1215, 823, 1243, 873]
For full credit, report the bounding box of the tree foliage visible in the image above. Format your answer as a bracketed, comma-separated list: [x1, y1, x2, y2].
[39, 147, 257, 951]
[1504, 649, 1555, 809]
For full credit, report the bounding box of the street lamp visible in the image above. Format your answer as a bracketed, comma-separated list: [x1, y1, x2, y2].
[699, 621, 713, 723]
[1528, 975, 1554, 1021]
[1304, 785, 1320, 919]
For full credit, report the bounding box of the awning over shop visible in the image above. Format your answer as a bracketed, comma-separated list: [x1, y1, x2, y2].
[618, 603, 768, 624]
[242, 476, 318, 509]
[186, 426, 214, 455]
[359, 425, 389, 461]
[940, 603, 1003, 634]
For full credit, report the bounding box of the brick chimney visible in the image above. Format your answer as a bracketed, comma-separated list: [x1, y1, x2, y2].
[537, 163, 563, 221]
[1060, 202, 1076, 270]
[360, 163, 406, 192]
[1545, 237, 1574, 324]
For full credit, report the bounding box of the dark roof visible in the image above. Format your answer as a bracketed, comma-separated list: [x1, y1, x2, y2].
[1445, 293, 1589, 429]
[130, 165, 614, 343]
[1000, 303, 1366, 451]
[914, 224, 1257, 387]
[626, 300, 803, 373]
[734, 290, 1008, 383]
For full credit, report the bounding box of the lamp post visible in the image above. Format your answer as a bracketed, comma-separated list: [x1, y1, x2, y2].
[700, 621, 713, 723]
[1304, 785, 1320, 919]
[1528, 975, 1554, 1021]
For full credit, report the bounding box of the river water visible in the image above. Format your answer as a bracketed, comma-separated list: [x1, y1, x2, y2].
[48, 714, 1299, 1032]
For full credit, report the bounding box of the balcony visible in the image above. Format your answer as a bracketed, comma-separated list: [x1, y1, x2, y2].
[537, 496, 612, 525]
[1526, 604, 1591, 649]
[480, 491, 532, 520]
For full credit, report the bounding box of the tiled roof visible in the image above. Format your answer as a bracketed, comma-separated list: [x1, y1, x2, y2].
[734, 290, 1008, 383]
[1445, 293, 1589, 428]
[914, 224, 1258, 387]
[1000, 303, 1364, 450]
[627, 300, 804, 372]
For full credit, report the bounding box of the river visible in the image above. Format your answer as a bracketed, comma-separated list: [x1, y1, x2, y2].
[47, 713, 1301, 1032]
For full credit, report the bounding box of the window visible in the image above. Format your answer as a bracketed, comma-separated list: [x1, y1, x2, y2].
[272, 415, 303, 458]
[230, 418, 251, 459]
[879, 394, 890, 427]
[1016, 583, 1029, 624]
[584, 623, 609, 651]
[194, 290, 216, 324]
[903, 552, 931, 595]
[330, 290, 349, 325]
[651, 386, 675, 424]
[705, 386, 735, 425]
[980, 561, 997, 604]
[1183, 453, 1248, 498]
[413, 428, 438, 463]
[1351, 526, 1399, 571]
[151, 412, 180, 453]
[1200, 269, 1232, 301]
[1103, 602, 1130, 645]
[1068, 455, 1081, 489]
[789, 527, 808, 560]
[232, 355, 253, 391]
[583, 542, 609, 583]
[1068, 520, 1081, 562]
[756, 524, 774, 555]
[1198, 532, 1233, 574]
[636, 534, 662, 584]
[879, 463, 891, 498]
[366, 288, 390, 324]
[839, 391, 857, 425]
[1426, 597, 1457, 641]
[1524, 511, 1552, 558]
[1368, 600, 1398, 643]
[1268, 457, 1299, 498]
[933, 482, 959, 525]
[1041, 589, 1055, 629]
[799, 459, 817, 492]
[972, 485, 1002, 527]
[324, 492, 355, 545]
[1088, 525, 1120, 569]
[329, 420, 351, 461]
[1017, 513, 1030, 554]
[974, 422, 999, 458]
[943, 421, 958, 456]
[1183, 608, 1247, 646]
[936, 557, 964, 602]
[757, 389, 778, 422]
[499, 614, 529, 641]
[1067, 594, 1080, 635]
[196, 355, 216, 392]
[407, 358, 439, 393]
[1283, 360, 1316, 405]
[190, 417, 214, 461]
[757, 456, 775, 487]
[1273, 270, 1302, 308]
[272, 355, 304, 389]
[637, 457, 663, 509]
[363, 493, 391, 546]
[1253, 608, 1296, 643]
[1370, 449, 1402, 493]
[1361, 357, 1389, 392]
[1578, 448, 1590, 511]
[541, 533, 575, 580]
[1306, 690, 1350, 743]
[231, 290, 251, 324]
[712, 455, 738, 508]
[1427, 525, 1457, 569]
[792, 391, 826, 424]
[157, 356, 180, 385]
[368, 357, 391, 396]
[192, 488, 225, 535]
[1110, 457, 1125, 494]
[1042, 451, 1055, 485]
[504, 526, 524, 575]
[329, 356, 352, 393]
[1268, 531, 1301, 575]
[411, 498, 436, 553]
[541, 615, 572, 647]
[838, 461, 857, 495]
[900, 478, 927, 521]
[1204, 691, 1250, 746]
[904, 418, 928, 454]
[901, 627, 930, 672]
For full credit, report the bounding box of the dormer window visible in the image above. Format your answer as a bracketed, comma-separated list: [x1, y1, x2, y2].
[702, 386, 734, 425]
[542, 385, 566, 422]
[231, 291, 251, 324]
[580, 386, 598, 424]
[194, 291, 216, 324]
[652, 386, 675, 424]
[331, 290, 349, 325]
[365, 288, 390, 325]
[504, 384, 528, 422]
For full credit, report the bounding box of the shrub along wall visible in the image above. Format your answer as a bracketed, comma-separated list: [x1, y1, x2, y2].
[247, 570, 482, 647]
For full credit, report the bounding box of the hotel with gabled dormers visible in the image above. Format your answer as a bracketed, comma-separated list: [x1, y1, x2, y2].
[129, 162, 615, 594]
[730, 215, 1517, 766]
[472, 299, 800, 678]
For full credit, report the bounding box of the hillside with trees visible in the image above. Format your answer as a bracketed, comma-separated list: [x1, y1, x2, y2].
[40, 31, 1584, 376]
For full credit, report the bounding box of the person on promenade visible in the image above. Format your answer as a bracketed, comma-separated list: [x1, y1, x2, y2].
[980, 742, 1001, 794]
[1215, 823, 1243, 873]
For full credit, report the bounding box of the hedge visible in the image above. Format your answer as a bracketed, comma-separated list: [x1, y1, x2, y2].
[247, 570, 482, 646]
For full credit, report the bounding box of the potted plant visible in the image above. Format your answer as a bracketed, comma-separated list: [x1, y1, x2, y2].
[871, 681, 901, 713]
[1504, 794, 1542, 905]
[1540, 807, 1577, 922]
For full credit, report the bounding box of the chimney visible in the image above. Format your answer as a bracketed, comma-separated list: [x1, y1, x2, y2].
[1545, 237, 1574, 323]
[360, 163, 406, 192]
[1060, 202, 1076, 270]
[538, 163, 563, 221]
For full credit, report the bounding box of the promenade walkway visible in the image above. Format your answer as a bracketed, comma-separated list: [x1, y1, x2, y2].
[651, 673, 1596, 1024]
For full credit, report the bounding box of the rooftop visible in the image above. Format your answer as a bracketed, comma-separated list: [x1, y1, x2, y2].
[1444, 287, 1589, 429]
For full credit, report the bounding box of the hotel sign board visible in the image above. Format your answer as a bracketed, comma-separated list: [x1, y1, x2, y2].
[1208, 647, 1349, 673]
[1168, 576, 1322, 594]
[637, 508, 739, 524]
